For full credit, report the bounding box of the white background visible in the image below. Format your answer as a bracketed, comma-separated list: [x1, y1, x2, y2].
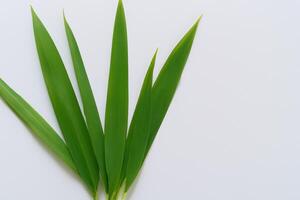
[0, 0, 300, 199]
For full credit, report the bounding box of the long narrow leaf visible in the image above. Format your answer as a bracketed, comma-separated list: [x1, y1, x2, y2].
[0, 79, 76, 171]
[64, 16, 108, 192]
[105, 0, 128, 195]
[145, 18, 201, 157]
[124, 51, 157, 191]
[31, 8, 99, 194]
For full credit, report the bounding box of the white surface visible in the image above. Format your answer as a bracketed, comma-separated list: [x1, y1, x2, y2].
[0, 0, 299, 199]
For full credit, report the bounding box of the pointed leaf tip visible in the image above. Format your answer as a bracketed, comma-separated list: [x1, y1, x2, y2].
[191, 16, 202, 33]
[30, 6, 35, 17]
[154, 48, 159, 57]
[63, 13, 68, 25]
[117, 0, 125, 11]
[30, 6, 39, 19]
[197, 15, 203, 23]
[63, 10, 66, 20]
[148, 50, 157, 76]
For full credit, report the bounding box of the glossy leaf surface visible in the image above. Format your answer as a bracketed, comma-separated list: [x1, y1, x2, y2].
[104, 0, 128, 195]
[145, 18, 201, 157]
[0, 79, 76, 171]
[124, 51, 157, 191]
[32, 8, 99, 194]
[64, 17, 108, 192]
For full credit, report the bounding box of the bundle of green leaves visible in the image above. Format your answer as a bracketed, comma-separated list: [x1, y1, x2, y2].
[0, 0, 200, 199]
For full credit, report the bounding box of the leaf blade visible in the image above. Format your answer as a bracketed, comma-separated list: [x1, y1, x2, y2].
[145, 18, 201, 157]
[124, 51, 157, 191]
[64, 16, 108, 192]
[0, 79, 76, 171]
[31, 8, 99, 193]
[105, 0, 128, 194]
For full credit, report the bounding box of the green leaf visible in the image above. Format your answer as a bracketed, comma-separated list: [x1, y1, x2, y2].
[124, 50, 157, 191]
[31, 8, 99, 194]
[0, 79, 76, 171]
[105, 0, 128, 195]
[145, 17, 201, 157]
[64, 16, 108, 193]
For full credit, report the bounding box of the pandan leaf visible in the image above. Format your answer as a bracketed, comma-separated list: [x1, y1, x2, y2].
[31, 8, 99, 194]
[105, 0, 128, 195]
[1, 2, 200, 199]
[64, 16, 108, 193]
[0, 79, 76, 171]
[145, 17, 201, 157]
[123, 51, 157, 191]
